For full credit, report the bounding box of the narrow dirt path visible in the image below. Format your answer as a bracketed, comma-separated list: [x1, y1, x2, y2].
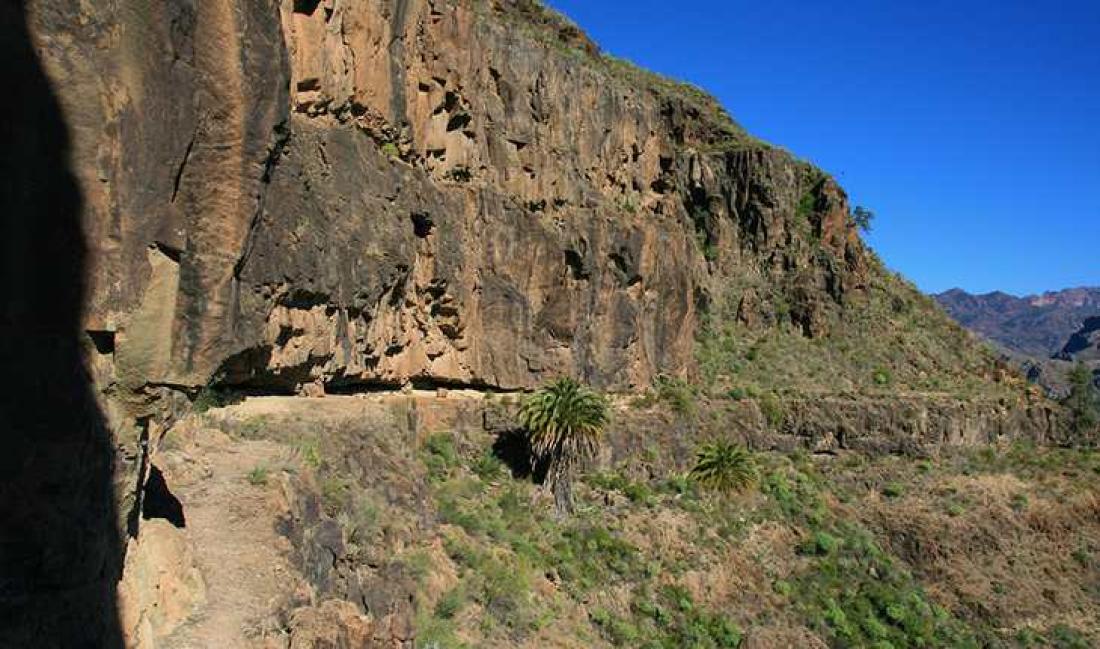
[161, 433, 300, 649]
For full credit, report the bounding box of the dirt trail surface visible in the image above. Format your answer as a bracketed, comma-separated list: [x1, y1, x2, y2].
[160, 431, 301, 649]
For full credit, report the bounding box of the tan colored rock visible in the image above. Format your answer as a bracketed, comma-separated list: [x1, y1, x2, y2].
[27, 0, 875, 402]
[286, 600, 374, 649]
[117, 520, 206, 649]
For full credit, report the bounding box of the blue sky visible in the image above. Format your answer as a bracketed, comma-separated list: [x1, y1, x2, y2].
[545, 0, 1100, 296]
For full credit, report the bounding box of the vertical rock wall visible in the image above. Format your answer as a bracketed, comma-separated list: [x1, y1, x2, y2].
[25, 0, 868, 408]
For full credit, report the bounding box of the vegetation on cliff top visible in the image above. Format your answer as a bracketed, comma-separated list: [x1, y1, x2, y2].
[479, 0, 763, 150]
[696, 255, 1023, 400]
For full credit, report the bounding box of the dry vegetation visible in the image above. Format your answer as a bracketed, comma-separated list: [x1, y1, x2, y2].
[697, 254, 1025, 401]
[216, 403, 1100, 648]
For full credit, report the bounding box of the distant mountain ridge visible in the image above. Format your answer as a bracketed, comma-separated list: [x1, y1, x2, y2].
[935, 287, 1100, 358]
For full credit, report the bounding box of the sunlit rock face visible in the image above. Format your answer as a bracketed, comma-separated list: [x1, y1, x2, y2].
[34, 0, 866, 400]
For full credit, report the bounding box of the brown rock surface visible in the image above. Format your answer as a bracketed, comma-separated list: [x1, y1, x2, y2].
[6, 1, 1084, 647]
[25, 0, 867, 406]
[117, 520, 207, 649]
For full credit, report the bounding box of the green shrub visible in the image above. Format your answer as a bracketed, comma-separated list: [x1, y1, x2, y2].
[1049, 624, 1091, 648]
[759, 393, 784, 429]
[1064, 362, 1099, 436]
[623, 586, 743, 648]
[689, 442, 758, 494]
[797, 191, 816, 219]
[472, 448, 505, 481]
[294, 438, 322, 468]
[554, 524, 642, 591]
[434, 585, 465, 619]
[882, 482, 904, 498]
[320, 475, 354, 514]
[851, 205, 875, 232]
[380, 142, 400, 158]
[652, 375, 696, 415]
[246, 465, 269, 486]
[424, 433, 460, 480]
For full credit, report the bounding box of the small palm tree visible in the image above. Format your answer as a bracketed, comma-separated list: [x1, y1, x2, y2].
[689, 441, 758, 494]
[518, 377, 609, 514]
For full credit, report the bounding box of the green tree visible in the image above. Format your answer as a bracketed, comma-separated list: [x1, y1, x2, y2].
[1064, 362, 1099, 436]
[518, 377, 610, 514]
[851, 205, 875, 232]
[689, 441, 758, 494]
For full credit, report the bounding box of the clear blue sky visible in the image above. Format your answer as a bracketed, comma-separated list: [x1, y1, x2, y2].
[545, 0, 1100, 296]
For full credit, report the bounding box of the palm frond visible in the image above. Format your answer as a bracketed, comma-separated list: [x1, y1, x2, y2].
[689, 441, 758, 494]
[518, 377, 609, 509]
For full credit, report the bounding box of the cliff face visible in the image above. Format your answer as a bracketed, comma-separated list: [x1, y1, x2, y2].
[1058, 316, 1100, 364]
[33, 0, 866, 409]
[9, 1, 1084, 646]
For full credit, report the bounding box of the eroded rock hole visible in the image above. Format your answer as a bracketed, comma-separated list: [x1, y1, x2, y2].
[563, 249, 589, 280]
[609, 251, 641, 286]
[297, 77, 321, 92]
[86, 329, 115, 355]
[410, 212, 433, 238]
[142, 465, 186, 528]
[293, 0, 321, 15]
[446, 112, 471, 132]
[491, 429, 547, 483]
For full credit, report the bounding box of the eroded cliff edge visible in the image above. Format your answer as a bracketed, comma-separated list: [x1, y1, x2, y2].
[41, 0, 868, 402]
[27, 0, 1070, 516]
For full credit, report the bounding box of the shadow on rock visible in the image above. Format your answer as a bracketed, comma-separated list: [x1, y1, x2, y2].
[0, 2, 125, 647]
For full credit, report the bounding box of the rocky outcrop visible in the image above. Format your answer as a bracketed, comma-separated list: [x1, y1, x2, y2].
[1058, 316, 1100, 364]
[116, 520, 206, 649]
[27, 0, 867, 411]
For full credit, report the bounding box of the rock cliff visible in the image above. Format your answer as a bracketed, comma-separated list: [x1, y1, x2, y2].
[33, 0, 867, 408]
[4, 0, 1083, 646]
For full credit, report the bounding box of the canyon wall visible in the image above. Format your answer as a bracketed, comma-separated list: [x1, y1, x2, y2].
[30, 0, 865, 415]
[5, 1, 1077, 645]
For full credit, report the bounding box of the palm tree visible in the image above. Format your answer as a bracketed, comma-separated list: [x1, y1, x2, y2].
[518, 377, 610, 514]
[689, 441, 758, 494]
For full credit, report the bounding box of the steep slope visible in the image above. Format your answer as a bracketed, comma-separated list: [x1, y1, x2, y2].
[10, 0, 1083, 645]
[187, 393, 1100, 648]
[31, 0, 1008, 408]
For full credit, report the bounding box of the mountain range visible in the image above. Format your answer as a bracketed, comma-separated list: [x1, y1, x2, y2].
[935, 287, 1100, 393]
[934, 287, 1100, 357]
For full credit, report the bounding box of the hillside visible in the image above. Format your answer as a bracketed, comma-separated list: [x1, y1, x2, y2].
[154, 395, 1100, 647]
[1058, 317, 1100, 364]
[3, 0, 1091, 648]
